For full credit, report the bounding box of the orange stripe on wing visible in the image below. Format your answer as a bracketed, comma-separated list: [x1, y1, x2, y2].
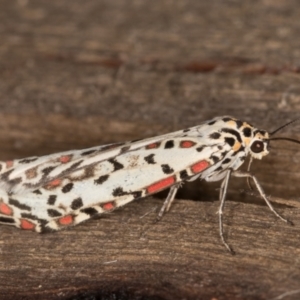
[180, 140, 196, 148]
[147, 176, 176, 194]
[5, 161, 13, 168]
[146, 142, 161, 149]
[0, 203, 13, 215]
[20, 219, 35, 230]
[191, 160, 210, 174]
[102, 202, 115, 211]
[44, 179, 62, 190]
[58, 215, 73, 226]
[59, 155, 72, 163]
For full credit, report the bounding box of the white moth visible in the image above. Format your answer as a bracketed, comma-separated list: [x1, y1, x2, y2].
[0, 116, 297, 253]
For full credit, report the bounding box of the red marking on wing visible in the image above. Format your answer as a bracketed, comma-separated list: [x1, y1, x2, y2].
[0, 203, 13, 215]
[6, 161, 13, 168]
[180, 140, 196, 148]
[146, 142, 161, 149]
[191, 160, 210, 174]
[50, 179, 61, 186]
[147, 176, 176, 194]
[20, 219, 35, 230]
[59, 155, 71, 163]
[102, 202, 115, 210]
[45, 179, 62, 189]
[58, 215, 73, 225]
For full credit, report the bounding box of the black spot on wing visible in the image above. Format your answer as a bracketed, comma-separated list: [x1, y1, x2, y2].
[120, 146, 131, 153]
[0, 169, 14, 181]
[112, 187, 126, 197]
[20, 213, 39, 220]
[222, 117, 233, 122]
[210, 156, 219, 164]
[112, 187, 139, 198]
[62, 183, 74, 193]
[42, 166, 56, 175]
[221, 151, 228, 157]
[165, 140, 174, 149]
[108, 159, 124, 171]
[214, 166, 223, 172]
[94, 175, 109, 185]
[210, 132, 221, 139]
[0, 216, 14, 224]
[180, 170, 189, 180]
[71, 198, 84, 210]
[47, 209, 62, 217]
[132, 191, 142, 199]
[8, 177, 22, 185]
[161, 164, 174, 174]
[9, 198, 31, 211]
[47, 195, 57, 205]
[81, 149, 96, 156]
[33, 189, 42, 195]
[207, 120, 216, 125]
[81, 207, 98, 216]
[196, 146, 205, 152]
[224, 137, 235, 147]
[222, 158, 231, 164]
[19, 157, 38, 164]
[183, 128, 191, 132]
[144, 154, 156, 164]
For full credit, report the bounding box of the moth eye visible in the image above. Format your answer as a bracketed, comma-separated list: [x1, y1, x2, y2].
[250, 140, 264, 153]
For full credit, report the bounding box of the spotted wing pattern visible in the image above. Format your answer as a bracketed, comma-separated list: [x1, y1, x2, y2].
[0, 116, 268, 232]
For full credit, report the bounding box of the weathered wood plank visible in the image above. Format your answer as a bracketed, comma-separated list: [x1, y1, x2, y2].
[1, 198, 300, 300]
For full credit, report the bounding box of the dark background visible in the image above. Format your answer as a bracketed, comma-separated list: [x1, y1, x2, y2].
[1, 1, 300, 299]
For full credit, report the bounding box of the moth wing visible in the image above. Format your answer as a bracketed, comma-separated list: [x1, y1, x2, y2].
[0, 126, 203, 194]
[2, 135, 231, 231]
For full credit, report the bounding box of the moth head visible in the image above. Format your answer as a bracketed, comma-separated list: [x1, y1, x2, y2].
[249, 130, 270, 160]
[249, 117, 300, 160]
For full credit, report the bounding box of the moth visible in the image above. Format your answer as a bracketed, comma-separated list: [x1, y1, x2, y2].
[0, 116, 298, 253]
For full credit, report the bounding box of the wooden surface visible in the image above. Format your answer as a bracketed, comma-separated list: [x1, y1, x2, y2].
[1, 1, 300, 299]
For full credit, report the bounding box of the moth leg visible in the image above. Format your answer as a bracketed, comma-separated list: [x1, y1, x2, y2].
[157, 183, 180, 221]
[246, 156, 254, 191]
[218, 170, 235, 254]
[232, 170, 292, 225]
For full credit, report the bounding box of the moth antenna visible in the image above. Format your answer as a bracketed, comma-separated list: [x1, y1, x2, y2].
[269, 137, 300, 145]
[270, 117, 300, 136]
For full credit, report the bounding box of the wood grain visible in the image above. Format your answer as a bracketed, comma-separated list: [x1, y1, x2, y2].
[1, 198, 300, 300]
